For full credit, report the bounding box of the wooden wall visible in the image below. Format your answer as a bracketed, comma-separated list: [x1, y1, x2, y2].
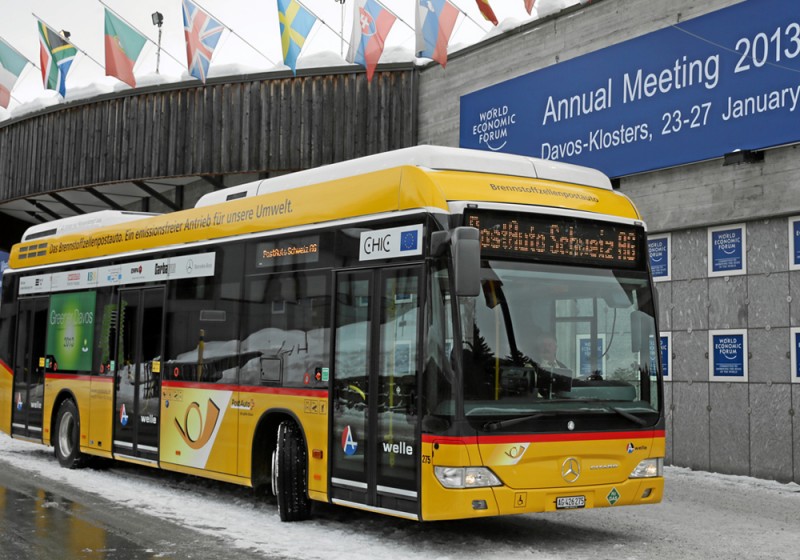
[0, 66, 416, 201]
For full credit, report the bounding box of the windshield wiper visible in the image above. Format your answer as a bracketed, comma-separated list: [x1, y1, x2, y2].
[605, 405, 649, 426]
[483, 412, 558, 432]
[483, 398, 649, 430]
[552, 398, 649, 426]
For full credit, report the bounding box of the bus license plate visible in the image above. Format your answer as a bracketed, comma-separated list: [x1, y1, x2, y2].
[556, 496, 586, 509]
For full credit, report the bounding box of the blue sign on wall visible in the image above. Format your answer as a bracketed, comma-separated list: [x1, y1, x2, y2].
[460, 0, 800, 177]
[791, 328, 800, 384]
[790, 218, 800, 270]
[709, 224, 745, 276]
[648, 235, 670, 281]
[709, 330, 748, 381]
[578, 336, 604, 377]
[660, 334, 670, 381]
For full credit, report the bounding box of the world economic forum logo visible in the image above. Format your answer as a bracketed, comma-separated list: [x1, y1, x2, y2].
[469, 104, 518, 151]
[716, 336, 742, 360]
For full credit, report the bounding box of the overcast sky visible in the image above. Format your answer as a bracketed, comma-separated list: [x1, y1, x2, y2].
[0, 1, 578, 110]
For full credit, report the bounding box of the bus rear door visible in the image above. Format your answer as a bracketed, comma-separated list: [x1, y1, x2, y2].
[11, 297, 48, 440]
[113, 287, 165, 462]
[331, 266, 421, 519]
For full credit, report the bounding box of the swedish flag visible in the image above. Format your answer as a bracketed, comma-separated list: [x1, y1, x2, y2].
[277, 0, 317, 74]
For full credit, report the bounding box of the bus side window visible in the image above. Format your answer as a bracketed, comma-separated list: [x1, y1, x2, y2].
[240, 271, 330, 388]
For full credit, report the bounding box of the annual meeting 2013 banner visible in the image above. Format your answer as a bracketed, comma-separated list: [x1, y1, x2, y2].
[460, 0, 800, 177]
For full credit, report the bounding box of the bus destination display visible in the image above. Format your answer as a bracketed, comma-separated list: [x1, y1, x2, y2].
[256, 235, 320, 268]
[466, 212, 642, 268]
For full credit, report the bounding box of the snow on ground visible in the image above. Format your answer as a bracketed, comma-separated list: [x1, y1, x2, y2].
[1, 431, 799, 560]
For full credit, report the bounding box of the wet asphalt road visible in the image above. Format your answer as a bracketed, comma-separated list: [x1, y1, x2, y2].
[0, 459, 236, 560]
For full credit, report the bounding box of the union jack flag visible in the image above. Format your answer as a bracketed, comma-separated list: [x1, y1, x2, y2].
[182, 0, 225, 83]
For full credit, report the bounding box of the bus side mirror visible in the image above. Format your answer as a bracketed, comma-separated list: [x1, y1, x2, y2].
[452, 227, 480, 297]
[431, 226, 481, 297]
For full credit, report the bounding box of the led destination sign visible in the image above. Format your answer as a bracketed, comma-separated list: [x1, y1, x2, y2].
[466, 212, 642, 268]
[256, 235, 320, 268]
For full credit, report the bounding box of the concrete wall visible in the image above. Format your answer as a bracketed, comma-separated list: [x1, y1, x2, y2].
[417, 0, 799, 482]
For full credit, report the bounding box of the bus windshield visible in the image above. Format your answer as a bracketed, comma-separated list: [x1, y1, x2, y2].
[459, 260, 660, 432]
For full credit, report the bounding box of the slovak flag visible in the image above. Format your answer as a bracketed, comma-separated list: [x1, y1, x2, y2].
[525, 0, 536, 15]
[346, 0, 396, 82]
[182, 0, 225, 83]
[416, 0, 460, 67]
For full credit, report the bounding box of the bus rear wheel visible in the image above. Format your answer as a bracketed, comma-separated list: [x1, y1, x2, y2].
[54, 399, 87, 469]
[271, 421, 311, 521]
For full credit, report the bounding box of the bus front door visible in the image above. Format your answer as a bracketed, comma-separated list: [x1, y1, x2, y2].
[113, 287, 164, 462]
[11, 297, 48, 440]
[331, 266, 421, 519]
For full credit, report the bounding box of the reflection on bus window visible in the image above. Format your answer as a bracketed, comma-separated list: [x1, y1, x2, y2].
[241, 271, 330, 387]
[458, 261, 659, 431]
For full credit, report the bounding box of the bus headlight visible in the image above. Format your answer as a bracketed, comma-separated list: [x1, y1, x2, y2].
[434, 466, 502, 488]
[629, 458, 663, 478]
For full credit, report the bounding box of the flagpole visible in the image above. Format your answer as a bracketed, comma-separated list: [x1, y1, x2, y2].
[374, 0, 415, 34]
[450, 1, 492, 33]
[295, 0, 349, 53]
[97, 1, 185, 72]
[339, 0, 345, 58]
[0, 37, 40, 71]
[32, 13, 106, 72]
[192, 0, 278, 66]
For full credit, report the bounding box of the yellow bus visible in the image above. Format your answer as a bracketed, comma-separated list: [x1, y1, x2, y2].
[0, 146, 664, 521]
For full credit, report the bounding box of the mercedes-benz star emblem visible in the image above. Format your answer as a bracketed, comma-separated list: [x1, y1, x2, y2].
[561, 457, 581, 483]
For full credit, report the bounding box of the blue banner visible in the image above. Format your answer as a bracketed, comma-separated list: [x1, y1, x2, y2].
[794, 331, 800, 381]
[710, 226, 744, 274]
[648, 236, 670, 279]
[792, 219, 800, 268]
[460, 0, 800, 177]
[711, 332, 746, 379]
[660, 335, 670, 380]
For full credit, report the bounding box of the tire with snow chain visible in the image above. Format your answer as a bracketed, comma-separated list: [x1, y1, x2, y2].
[54, 399, 87, 469]
[272, 421, 311, 521]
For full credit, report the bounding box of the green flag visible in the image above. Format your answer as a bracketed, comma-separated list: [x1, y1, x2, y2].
[37, 20, 77, 97]
[104, 9, 147, 87]
[0, 38, 28, 108]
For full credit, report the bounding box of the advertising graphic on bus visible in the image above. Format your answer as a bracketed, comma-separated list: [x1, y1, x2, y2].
[0, 146, 664, 522]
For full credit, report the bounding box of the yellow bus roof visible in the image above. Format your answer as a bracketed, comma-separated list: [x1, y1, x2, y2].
[9, 147, 640, 270]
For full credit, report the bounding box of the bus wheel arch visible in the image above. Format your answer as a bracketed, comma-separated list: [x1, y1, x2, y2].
[251, 410, 312, 521]
[53, 395, 87, 469]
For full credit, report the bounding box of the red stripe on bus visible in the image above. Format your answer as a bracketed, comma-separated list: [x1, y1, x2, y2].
[45, 373, 95, 382]
[422, 430, 665, 445]
[162, 380, 328, 398]
[0, 359, 11, 374]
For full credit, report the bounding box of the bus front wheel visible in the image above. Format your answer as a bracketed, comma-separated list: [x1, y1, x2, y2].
[54, 399, 87, 469]
[271, 421, 311, 521]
